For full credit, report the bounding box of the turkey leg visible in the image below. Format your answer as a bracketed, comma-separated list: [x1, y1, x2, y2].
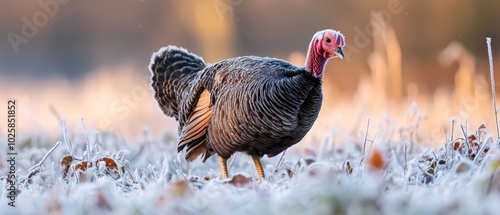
[252, 155, 265, 182]
[217, 155, 229, 179]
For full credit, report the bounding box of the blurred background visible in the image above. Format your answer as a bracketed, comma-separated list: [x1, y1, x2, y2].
[1, 0, 500, 148]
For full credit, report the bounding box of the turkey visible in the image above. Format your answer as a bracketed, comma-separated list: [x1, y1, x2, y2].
[149, 29, 345, 181]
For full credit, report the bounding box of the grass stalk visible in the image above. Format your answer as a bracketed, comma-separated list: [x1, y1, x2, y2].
[486, 37, 499, 140]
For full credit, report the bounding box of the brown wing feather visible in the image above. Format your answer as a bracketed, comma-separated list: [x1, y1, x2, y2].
[178, 89, 213, 161]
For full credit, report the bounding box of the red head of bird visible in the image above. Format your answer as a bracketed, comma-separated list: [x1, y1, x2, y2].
[305, 29, 345, 78]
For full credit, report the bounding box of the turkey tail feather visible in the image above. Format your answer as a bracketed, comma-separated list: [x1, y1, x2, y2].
[149, 46, 206, 119]
[150, 46, 213, 161]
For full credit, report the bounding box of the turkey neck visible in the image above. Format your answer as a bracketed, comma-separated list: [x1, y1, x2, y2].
[305, 40, 328, 79]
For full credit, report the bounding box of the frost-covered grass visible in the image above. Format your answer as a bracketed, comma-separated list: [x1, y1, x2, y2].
[0, 38, 499, 214]
[2, 116, 500, 215]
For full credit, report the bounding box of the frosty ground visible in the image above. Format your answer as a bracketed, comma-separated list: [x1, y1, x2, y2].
[1, 114, 500, 215]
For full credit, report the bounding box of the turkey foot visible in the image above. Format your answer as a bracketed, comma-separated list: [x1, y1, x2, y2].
[252, 155, 265, 182]
[217, 155, 229, 179]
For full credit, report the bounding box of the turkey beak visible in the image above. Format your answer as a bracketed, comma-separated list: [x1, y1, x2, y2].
[333, 47, 344, 59]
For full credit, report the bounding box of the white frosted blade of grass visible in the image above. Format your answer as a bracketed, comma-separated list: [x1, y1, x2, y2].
[487, 37, 499, 140]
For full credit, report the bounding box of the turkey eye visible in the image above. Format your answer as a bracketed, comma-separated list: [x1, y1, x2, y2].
[325, 38, 331, 43]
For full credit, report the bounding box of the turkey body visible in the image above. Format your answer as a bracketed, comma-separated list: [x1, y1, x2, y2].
[150, 47, 322, 161]
[205, 56, 322, 159]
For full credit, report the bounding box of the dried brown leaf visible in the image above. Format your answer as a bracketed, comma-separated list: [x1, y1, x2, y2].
[60, 155, 73, 179]
[27, 169, 40, 179]
[170, 180, 191, 197]
[227, 174, 251, 187]
[74, 161, 93, 171]
[476, 123, 487, 137]
[468, 134, 478, 148]
[60, 155, 73, 166]
[427, 161, 437, 175]
[95, 157, 122, 178]
[368, 149, 386, 171]
[304, 158, 316, 166]
[453, 139, 463, 151]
